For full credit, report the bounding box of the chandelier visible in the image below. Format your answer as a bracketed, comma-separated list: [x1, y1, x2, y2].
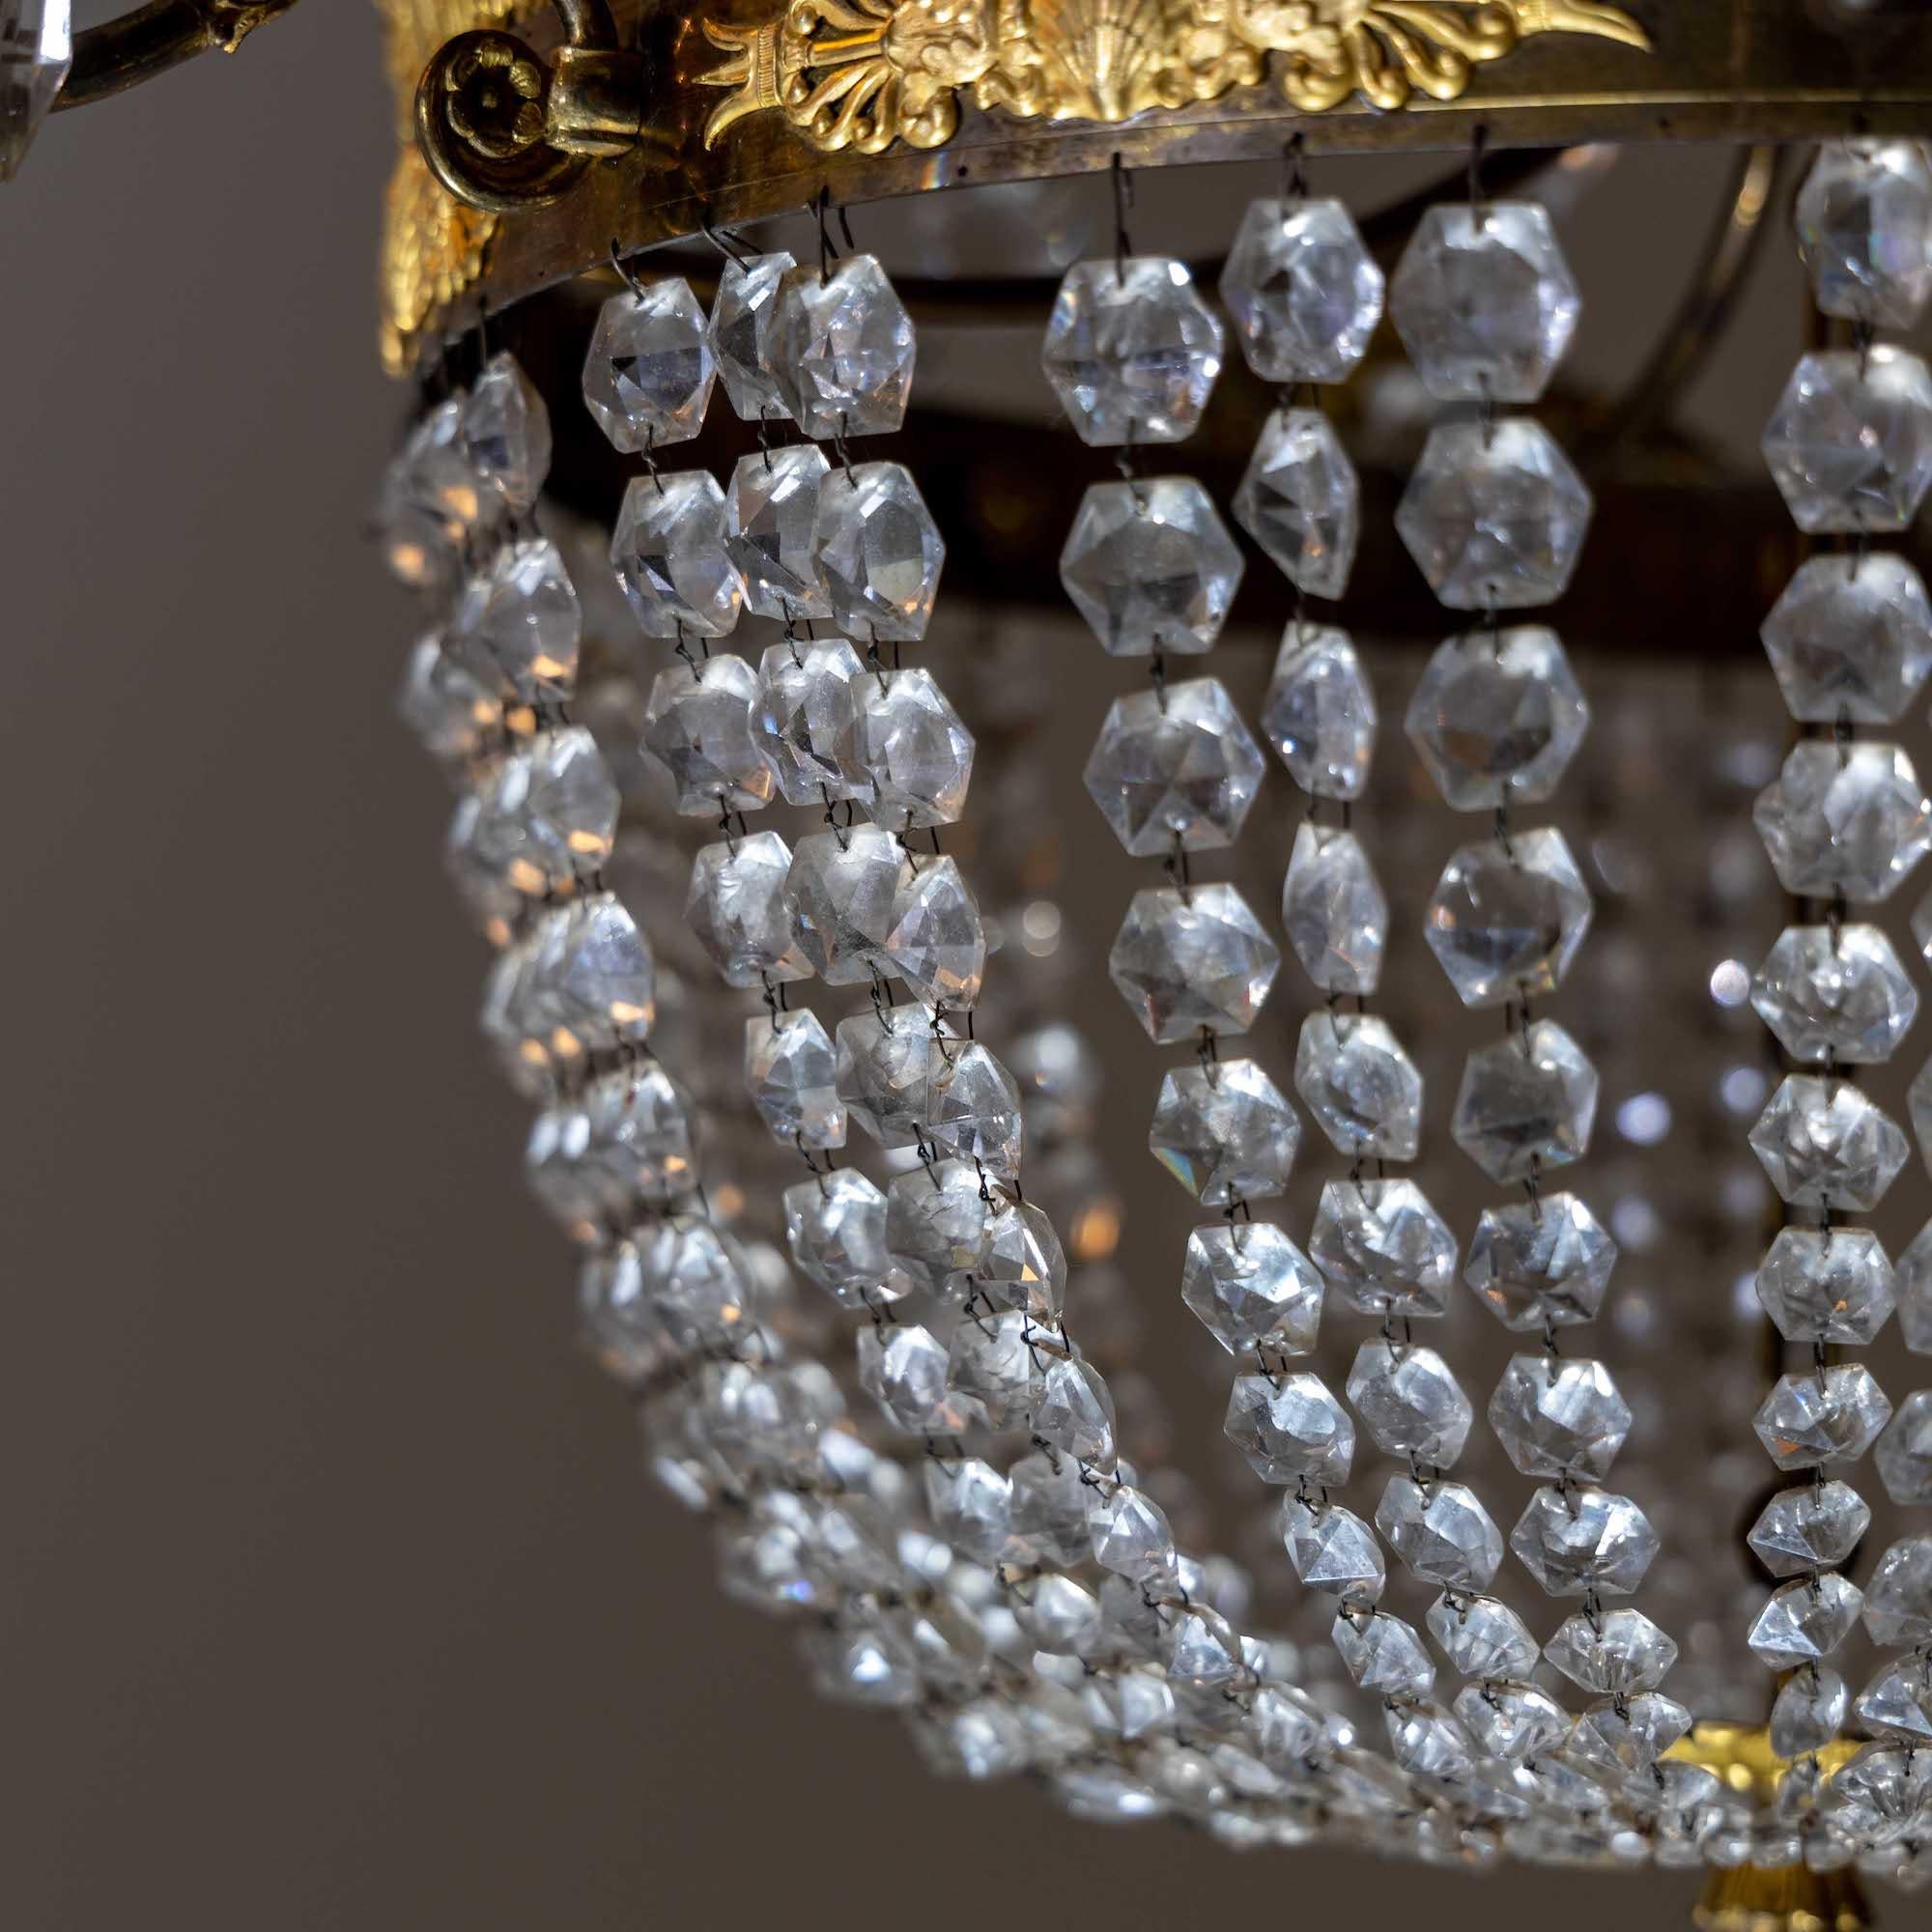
[17, 0, 1932, 1922]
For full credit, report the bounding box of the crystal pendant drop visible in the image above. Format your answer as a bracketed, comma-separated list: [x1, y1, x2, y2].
[784, 823, 900, 983]
[1747, 1574, 1865, 1667]
[1509, 1488, 1659, 1598]
[861, 668, 975, 830]
[725, 445, 833, 621]
[1233, 409, 1361, 600]
[1751, 923, 1918, 1064]
[0, 0, 71, 182]
[746, 1009, 845, 1150]
[582, 278, 716, 453]
[978, 1197, 1067, 1321]
[1109, 884, 1280, 1042]
[611, 470, 746, 639]
[1747, 1074, 1909, 1210]
[1225, 1372, 1353, 1487]
[641, 653, 775, 815]
[927, 1040, 1023, 1178]
[1406, 627, 1589, 810]
[859, 1322, 979, 1435]
[1310, 1179, 1458, 1320]
[770, 255, 915, 439]
[835, 1009, 941, 1149]
[811, 463, 945, 641]
[1763, 348, 1932, 534]
[1753, 1364, 1892, 1469]
[450, 537, 581, 704]
[884, 854, 985, 1011]
[1149, 1059, 1300, 1206]
[1757, 1226, 1897, 1345]
[1041, 258, 1224, 445]
[1762, 554, 1932, 725]
[1345, 1340, 1473, 1465]
[1083, 677, 1264, 856]
[1425, 827, 1593, 1008]
[1748, 1481, 1870, 1577]
[1179, 1222, 1323, 1356]
[462, 353, 552, 515]
[751, 637, 872, 806]
[453, 724, 617, 910]
[1754, 740, 1932, 903]
[1488, 1356, 1631, 1480]
[1395, 418, 1593, 611]
[1293, 1010, 1423, 1162]
[1543, 1609, 1677, 1697]
[886, 1160, 991, 1292]
[1279, 1497, 1384, 1607]
[1455, 1683, 1565, 1763]
[687, 831, 813, 988]
[1797, 141, 1932, 327]
[1332, 1611, 1435, 1698]
[1282, 821, 1387, 995]
[376, 401, 491, 594]
[398, 637, 500, 764]
[784, 1169, 908, 1308]
[1058, 478, 1243, 657]
[1375, 1477, 1503, 1592]
[707, 250, 796, 422]
[1464, 1195, 1618, 1332]
[1261, 625, 1376, 799]
[1219, 197, 1383, 384]
[1452, 1020, 1598, 1183]
[1427, 1591, 1538, 1681]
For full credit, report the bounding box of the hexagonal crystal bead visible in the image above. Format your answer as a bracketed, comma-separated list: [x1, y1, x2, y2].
[611, 470, 744, 640]
[452, 724, 616, 909]
[811, 462, 945, 641]
[462, 353, 551, 515]
[769, 255, 914, 439]
[1083, 676, 1264, 856]
[785, 823, 900, 983]
[1916, 1059, 1932, 1176]
[1261, 624, 1376, 799]
[884, 854, 985, 1011]
[1427, 1591, 1539, 1681]
[582, 278, 715, 453]
[1799, 140, 1932, 328]
[449, 536, 581, 705]
[1903, 1219, 1932, 1352]
[1748, 1481, 1870, 1578]
[1313, 1180, 1457, 1319]
[1087, 1484, 1178, 1586]
[1389, 203, 1580, 404]
[707, 249, 794, 422]
[1452, 1020, 1598, 1184]
[1877, 1391, 1932, 1505]
[1764, 347, 1932, 534]
[1037, 1356, 1116, 1467]
[927, 1040, 1022, 1178]
[858, 1322, 978, 1435]
[885, 1160, 990, 1292]
[1376, 1477, 1502, 1593]
[724, 444, 832, 622]
[1463, 1194, 1617, 1333]
[834, 1008, 940, 1147]
[1863, 1535, 1932, 1647]
[1282, 821, 1386, 995]
[641, 653, 774, 815]
[783, 1170, 908, 1308]
[1333, 1611, 1435, 1699]
[1041, 258, 1223, 445]
[1758, 1226, 1896, 1346]
[1454, 1682, 1564, 1763]
[1752, 923, 1918, 1065]
[1339, 1348, 1470, 1484]
[1219, 196, 1383, 384]
[977, 1197, 1067, 1321]
[1225, 1372, 1353, 1487]
[751, 637, 871, 806]
[1748, 1074, 1909, 1210]
[1279, 1496, 1384, 1607]
[1747, 1573, 1865, 1668]
[1489, 1355, 1630, 1481]
[1754, 1364, 1892, 1470]
[1108, 883, 1279, 1043]
[861, 668, 973, 829]
[1406, 627, 1588, 810]
[1424, 826, 1592, 1008]
[1762, 554, 1932, 725]
[1293, 1010, 1422, 1162]
[1395, 417, 1593, 611]
[1544, 1608, 1677, 1696]
[945, 1309, 1044, 1432]
[398, 636, 501, 765]
[377, 399, 490, 595]
[1180, 1222, 1323, 1356]
[1509, 1487, 1658, 1598]
[523, 895, 655, 1060]
[746, 1009, 845, 1150]
[686, 831, 812, 988]
[1058, 477, 1243, 656]
[1851, 1663, 1929, 1747]
[1754, 740, 1932, 903]
[1149, 1059, 1299, 1206]
[1233, 408, 1360, 600]
[923, 1456, 1010, 1564]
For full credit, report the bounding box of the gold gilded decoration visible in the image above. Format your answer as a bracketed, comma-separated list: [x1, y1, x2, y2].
[696, 0, 1650, 152]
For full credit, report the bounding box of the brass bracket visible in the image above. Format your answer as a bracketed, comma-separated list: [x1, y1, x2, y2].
[413, 0, 669, 214]
[54, 0, 300, 112]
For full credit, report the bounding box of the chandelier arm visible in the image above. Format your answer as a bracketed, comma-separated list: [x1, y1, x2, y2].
[53, 0, 300, 112]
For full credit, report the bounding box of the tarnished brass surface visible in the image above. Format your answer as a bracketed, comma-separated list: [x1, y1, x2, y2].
[55, 0, 299, 111]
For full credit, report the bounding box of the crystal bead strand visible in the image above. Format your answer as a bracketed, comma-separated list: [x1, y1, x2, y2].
[1745, 140, 1932, 1804]
[1389, 163, 1692, 1815]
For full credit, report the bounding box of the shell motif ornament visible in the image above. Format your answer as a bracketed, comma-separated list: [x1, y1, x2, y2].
[696, 0, 1650, 151]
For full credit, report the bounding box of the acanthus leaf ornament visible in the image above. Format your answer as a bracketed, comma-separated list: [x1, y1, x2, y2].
[696, 0, 1651, 154]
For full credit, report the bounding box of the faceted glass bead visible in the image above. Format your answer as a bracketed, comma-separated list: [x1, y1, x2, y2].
[1754, 740, 1932, 903]
[1747, 1074, 1909, 1210]
[1149, 1059, 1300, 1206]
[462, 353, 551, 515]
[1752, 923, 1918, 1065]
[1754, 1364, 1893, 1470]
[725, 445, 833, 622]
[1037, 1356, 1117, 1468]
[769, 255, 915, 439]
[1282, 821, 1386, 995]
[1345, 1340, 1472, 1466]
[1748, 1480, 1871, 1577]
[1863, 1535, 1932, 1647]
[611, 469, 745, 639]
[1312, 1180, 1458, 1319]
[834, 1009, 940, 1147]
[1059, 477, 1243, 657]
[884, 855, 985, 1011]
[707, 249, 795, 422]
[582, 279, 716, 453]
[1916, 1059, 1932, 1175]
[746, 1009, 846, 1150]
[1233, 409, 1360, 599]
[751, 637, 872, 806]
[1763, 348, 1932, 534]
[923, 1456, 1011, 1564]
[928, 1040, 1023, 1178]
[1083, 677, 1264, 856]
[1544, 1609, 1677, 1696]
[1088, 1484, 1179, 1586]
[687, 831, 812, 988]
[1008, 1448, 1096, 1568]
[578, 1245, 666, 1384]
[1406, 627, 1588, 810]
[1798, 141, 1932, 327]
[785, 823, 900, 983]
[1261, 625, 1376, 799]
[886, 1160, 991, 1292]
[377, 400, 492, 594]
[978, 1196, 1068, 1321]
[1763, 554, 1932, 725]
[1108, 883, 1280, 1043]
[450, 537, 581, 704]
[1852, 1663, 1931, 1746]
[1375, 1477, 1503, 1593]
[1180, 1222, 1324, 1356]
[1395, 417, 1593, 611]
[1426, 1592, 1539, 1681]
[812, 463, 945, 641]
[1389, 203, 1580, 404]
[1452, 1020, 1598, 1184]
[945, 1309, 1044, 1432]
[1225, 1372, 1354, 1487]
[1464, 1195, 1618, 1332]
[1903, 1218, 1932, 1353]
[0, 0, 70, 182]
[858, 1322, 979, 1435]
[1572, 1693, 1693, 1776]
[1454, 1682, 1566, 1763]
[784, 1170, 909, 1308]
[526, 895, 656, 1058]
[1509, 1487, 1659, 1598]
[398, 636, 501, 764]
[861, 668, 974, 829]
[1747, 1573, 1865, 1667]
[1332, 1611, 1435, 1698]
[639, 1219, 753, 1350]
[1279, 1496, 1385, 1607]
[454, 724, 617, 906]
[1219, 196, 1383, 384]
[1425, 827, 1593, 1008]
[1489, 1355, 1631, 1481]
[641, 653, 775, 815]
[1877, 1390, 1932, 1505]
[1757, 1226, 1896, 1346]
[1041, 258, 1224, 446]
[1293, 1010, 1422, 1162]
